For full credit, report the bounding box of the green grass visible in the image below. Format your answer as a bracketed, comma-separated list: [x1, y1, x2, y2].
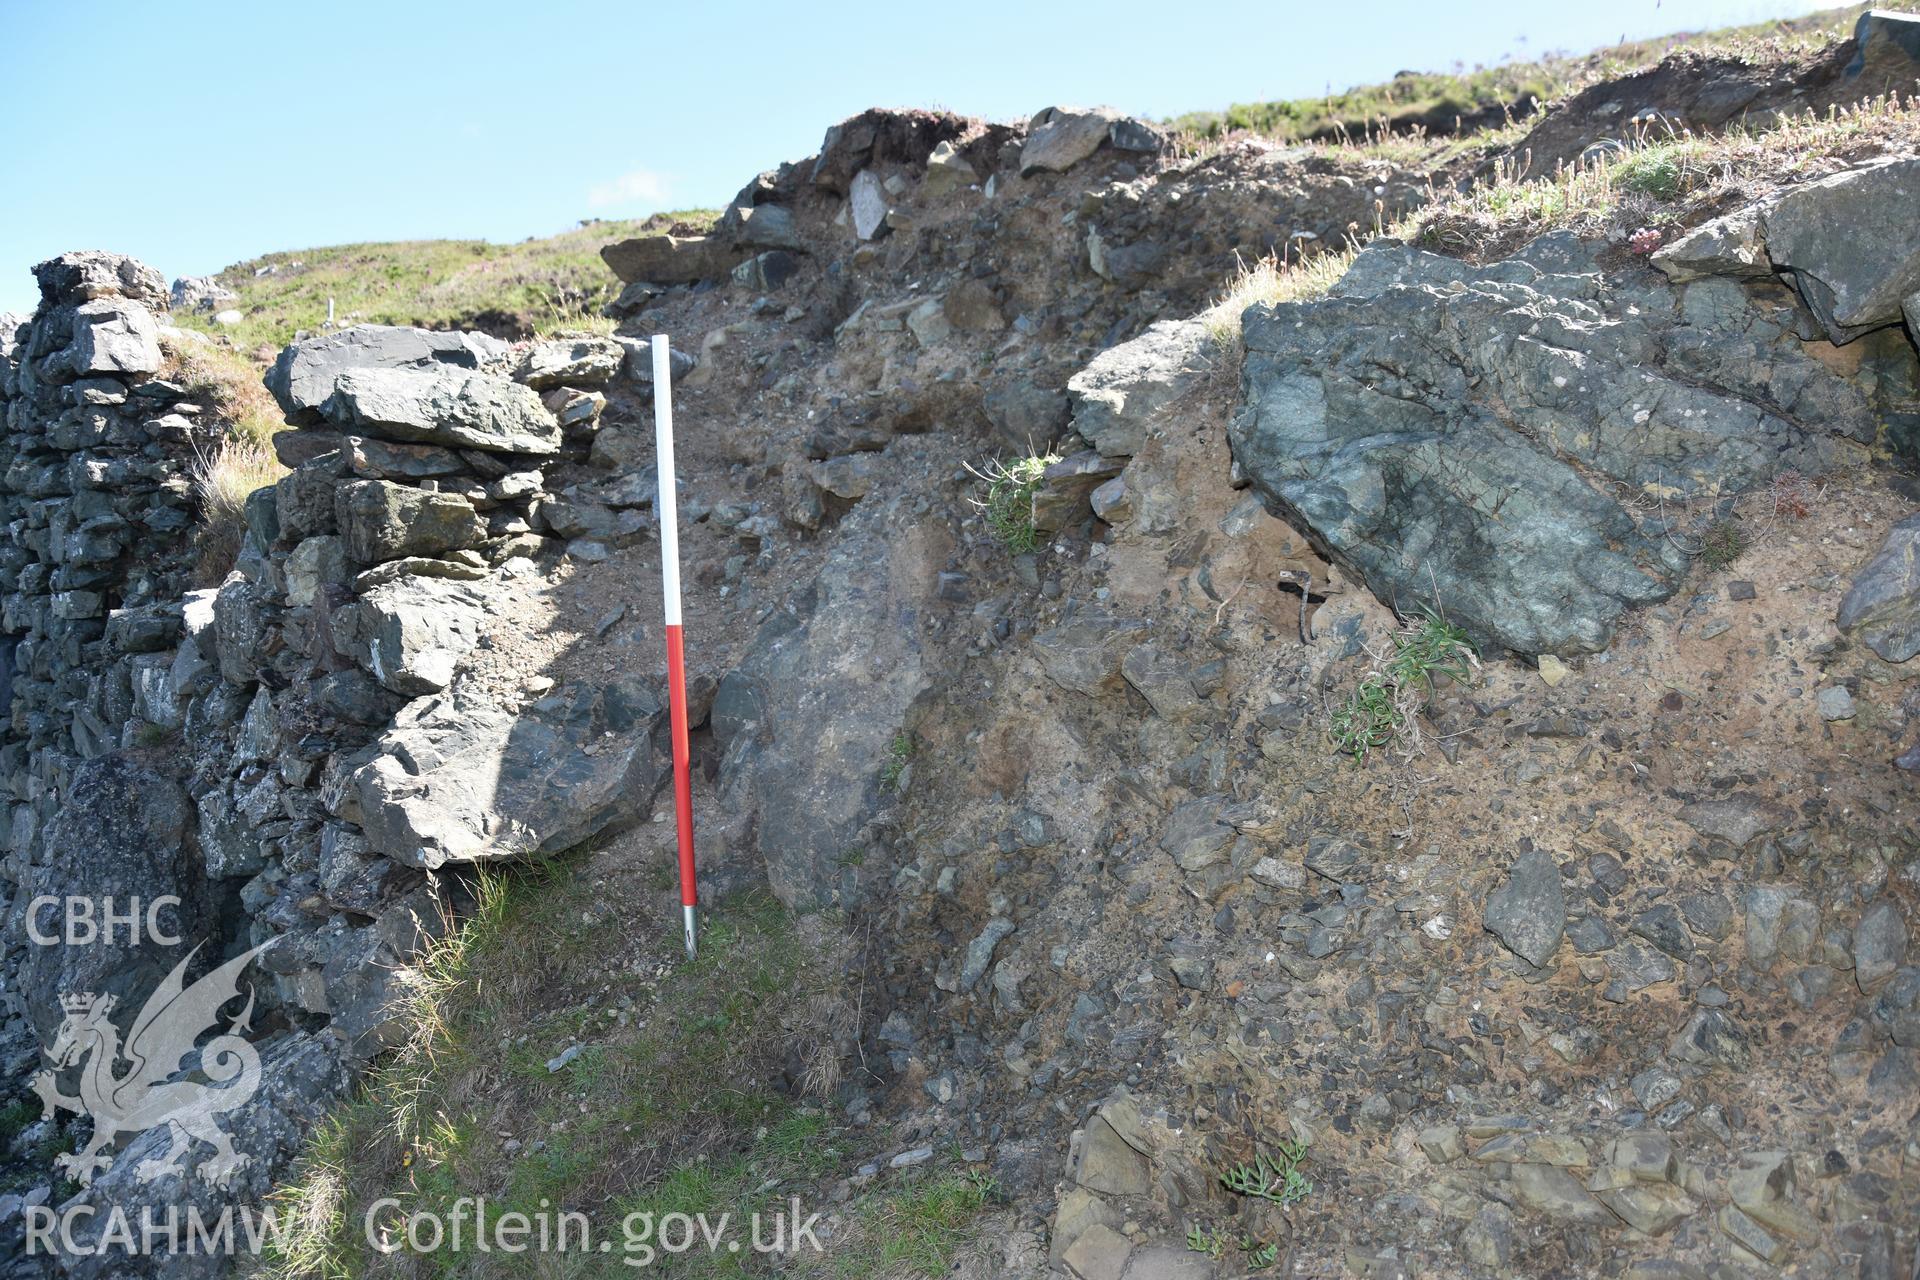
[1696, 518, 1750, 570]
[1171, 64, 1562, 146]
[0, 1097, 37, 1147]
[256, 860, 860, 1280]
[1184, 1143, 1308, 1272]
[879, 733, 914, 792]
[796, 1170, 994, 1280]
[1328, 677, 1409, 764]
[0, 1100, 72, 1195]
[1330, 609, 1477, 763]
[1165, 4, 1882, 147]
[1403, 90, 1920, 259]
[173, 211, 718, 356]
[969, 454, 1059, 554]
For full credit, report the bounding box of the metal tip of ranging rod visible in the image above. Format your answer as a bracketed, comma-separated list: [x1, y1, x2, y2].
[683, 905, 698, 961]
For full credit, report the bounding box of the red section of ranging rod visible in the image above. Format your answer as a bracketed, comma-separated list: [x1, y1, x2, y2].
[665, 622, 697, 908]
[653, 333, 697, 960]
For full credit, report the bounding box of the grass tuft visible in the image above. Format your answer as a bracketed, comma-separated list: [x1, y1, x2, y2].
[162, 335, 284, 448]
[1330, 607, 1478, 763]
[1202, 246, 1358, 350]
[880, 732, 914, 792]
[969, 455, 1059, 554]
[187, 435, 286, 585]
[1218, 1141, 1314, 1207]
[1696, 518, 1750, 570]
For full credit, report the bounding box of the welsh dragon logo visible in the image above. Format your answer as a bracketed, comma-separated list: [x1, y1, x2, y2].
[32, 942, 269, 1189]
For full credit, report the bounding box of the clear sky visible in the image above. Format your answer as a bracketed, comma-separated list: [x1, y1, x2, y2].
[0, 0, 1834, 314]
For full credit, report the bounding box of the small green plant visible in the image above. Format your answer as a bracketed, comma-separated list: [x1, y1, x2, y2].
[1613, 146, 1686, 199]
[880, 732, 914, 791]
[1385, 607, 1477, 692]
[1330, 608, 1477, 763]
[1243, 1237, 1281, 1268]
[1697, 518, 1749, 570]
[133, 723, 175, 748]
[1219, 1139, 1313, 1207]
[968, 454, 1058, 554]
[1329, 675, 1406, 762]
[1186, 1224, 1228, 1259]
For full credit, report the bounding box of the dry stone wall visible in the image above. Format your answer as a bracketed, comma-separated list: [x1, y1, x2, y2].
[0, 254, 676, 1275]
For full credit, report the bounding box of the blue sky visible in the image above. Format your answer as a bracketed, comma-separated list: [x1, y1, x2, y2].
[0, 0, 1832, 314]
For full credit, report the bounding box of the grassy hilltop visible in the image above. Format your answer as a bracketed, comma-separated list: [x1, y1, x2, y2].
[170, 211, 717, 356]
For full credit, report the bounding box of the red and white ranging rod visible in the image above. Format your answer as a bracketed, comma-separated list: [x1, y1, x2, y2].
[652, 335, 698, 960]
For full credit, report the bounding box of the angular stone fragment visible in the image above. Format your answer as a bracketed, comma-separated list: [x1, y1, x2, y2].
[1650, 206, 1770, 284]
[516, 336, 624, 390]
[348, 677, 666, 868]
[1837, 514, 1920, 662]
[1067, 319, 1206, 458]
[266, 324, 507, 425]
[1232, 236, 1901, 652]
[1853, 899, 1910, 991]
[330, 576, 489, 695]
[1764, 157, 1920, 342]
[335, 480, 485, 564]
[32, 250, 169, 308]
[322, 367, 561, 454]
[1158, 798, 1234, 872]
[1510, 1163, 1617, 1225]
[65, 299, 162, 379]
[1679, 793, 1790, 853]
[600, 234, 745, 285]
[1483, 848, 1565, 967]
[1032, 615, 1151, 696]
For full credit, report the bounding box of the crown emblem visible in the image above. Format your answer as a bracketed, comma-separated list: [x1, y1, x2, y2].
[59, 992, 107, 1015]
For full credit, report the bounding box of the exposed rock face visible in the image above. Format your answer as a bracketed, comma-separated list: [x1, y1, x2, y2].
[1837, 513, 1920, 662]
[1066, 319, 1207, 458]
[1658, 154, 1920, 343]
[1232, 234, 1908, 653]
[7, 32, 1920, 1276]
[57, 1031, 352, 1280]
[712, 491, 948, 907]
[347, 679, 666, 869]
[265, 323, 508, 425]
[0, 264, 634, 1244]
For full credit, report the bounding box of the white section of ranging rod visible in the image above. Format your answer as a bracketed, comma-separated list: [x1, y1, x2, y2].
[684, 904, 697, 961]
[652, 335, 682, 628]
